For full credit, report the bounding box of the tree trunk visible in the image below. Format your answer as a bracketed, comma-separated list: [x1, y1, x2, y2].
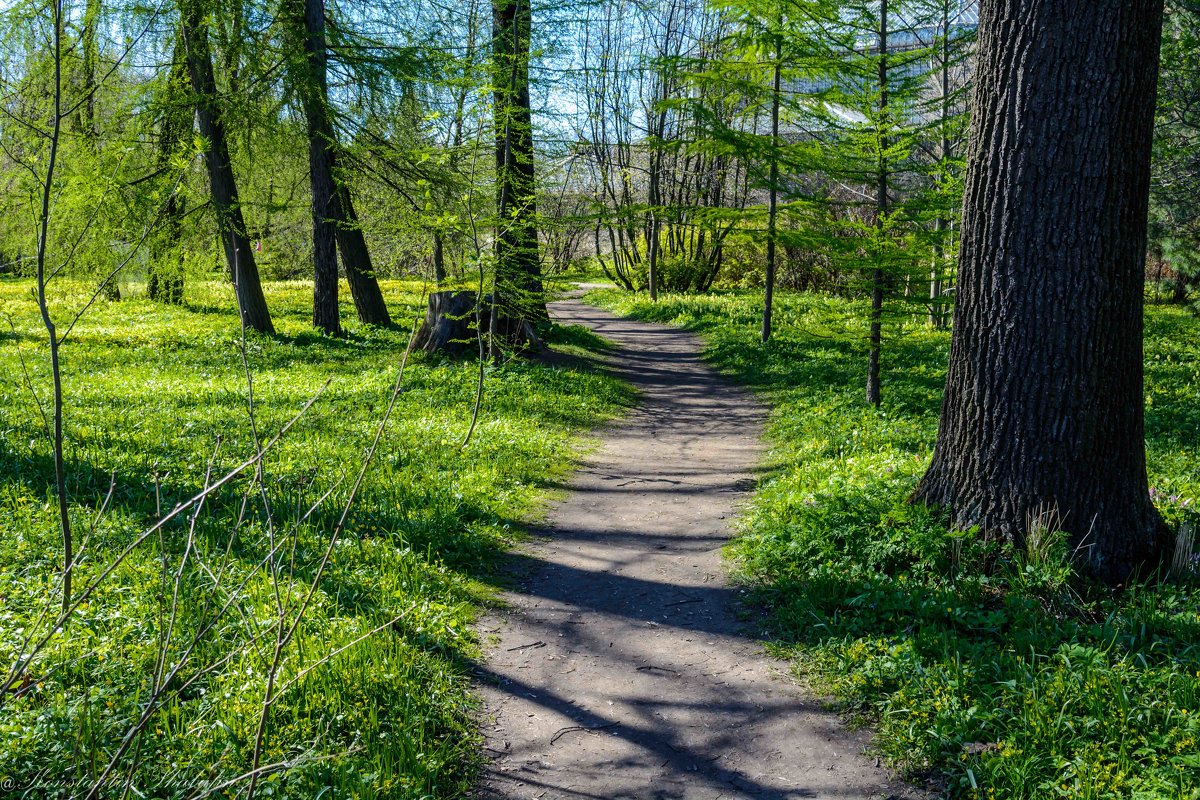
[288, 0, 391, 328]
[179, 0, 274, 333]
[911, 0, 1170, 584]
[929, 11, 953, 331]
[432, 229, 447, 284]
[1169, 276, 1189, 304]
[761, 29, 781, 344]
[647, 66, 670, 303]
[290, 0, 340, 335]
[333, 180, 392, 325]
[413, 290, 540, 355]
[493, 0, 546, 322]
[79, 0, 99, 137]
[149, 38, 190, 305]
[81, 0, 121, 301]
[866, 0, 888, 407]
[928, 221, 945, 329]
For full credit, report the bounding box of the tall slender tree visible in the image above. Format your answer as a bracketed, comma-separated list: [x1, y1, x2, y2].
[798, 0, 965, 405]
[180, 0, 274, 333]
[148, 36, 192, 304]
[288, 0, 394, 331]
[864, 0, 889, 407]
[761, 11, 782, 342]
[290, 0, 342, 335]
[912, 0, 1170, 583]
[492, 0, 546, 321]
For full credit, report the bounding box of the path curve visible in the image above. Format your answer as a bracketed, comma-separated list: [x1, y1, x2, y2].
[475, 296, 914, 800]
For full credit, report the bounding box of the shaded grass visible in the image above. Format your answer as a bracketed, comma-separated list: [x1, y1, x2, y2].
[0, 278, 633, 798]
[589, 288, 1200, 800]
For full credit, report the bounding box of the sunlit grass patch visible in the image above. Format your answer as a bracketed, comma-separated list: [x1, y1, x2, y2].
[0, 278, 632, 797]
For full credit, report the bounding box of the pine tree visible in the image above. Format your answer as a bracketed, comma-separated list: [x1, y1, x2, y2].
[801, 0, 971, 405]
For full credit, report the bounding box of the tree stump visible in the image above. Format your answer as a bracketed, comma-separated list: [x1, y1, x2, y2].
[412, 290, 541, 356]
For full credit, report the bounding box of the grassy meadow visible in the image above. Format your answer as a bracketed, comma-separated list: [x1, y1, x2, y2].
[590, 289, 1200, 800]
[0, 278, 631, 798]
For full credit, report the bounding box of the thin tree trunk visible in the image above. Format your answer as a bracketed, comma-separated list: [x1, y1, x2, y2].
[80, 0, 100, 136]
[647, 128, 661, 300]
[41, 0, 73, 616]
[866, 0, 888, 407]
[333, 180, 391, 325]
[762, 26, 781, 344]
[911, 0, 1170, 583]
[149, 38, 190, 304]
[432, 229, 447, 284]
[646, 7, 676, 302]
[180, 0, 274, 333]
[81, 0, 121, 301]
[929, 218, 945, 329]
[929, 2, 953, 330]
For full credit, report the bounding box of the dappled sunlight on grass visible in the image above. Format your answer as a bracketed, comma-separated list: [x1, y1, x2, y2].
[0, 278, 632, 796]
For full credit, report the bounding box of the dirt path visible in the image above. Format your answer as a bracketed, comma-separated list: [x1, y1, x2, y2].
[475, 296, 914, 800]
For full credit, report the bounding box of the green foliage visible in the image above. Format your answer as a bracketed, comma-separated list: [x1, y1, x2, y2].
[0, 278, 632, 796]
[589, 287, 1200, 800]
[1151, 1, 1200, 309]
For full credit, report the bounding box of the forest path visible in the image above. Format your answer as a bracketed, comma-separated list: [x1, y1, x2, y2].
[475, 294, 914, 800]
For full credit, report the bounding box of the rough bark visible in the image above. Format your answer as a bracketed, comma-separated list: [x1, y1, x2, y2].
[413, 290, 540, 356]
[289, 0, 390, 329]
[333, 181, 392, 325]
[492, 0, 546, 321]
[412, 291, 480, 355]
[180, 0, 274, 333]
[290, 0, 340, 335]
[911, 0, 1170, 583]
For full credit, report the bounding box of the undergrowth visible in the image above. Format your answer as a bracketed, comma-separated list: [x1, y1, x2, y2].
[0, 278, 631, 798]
[589, 288, 1200, 800]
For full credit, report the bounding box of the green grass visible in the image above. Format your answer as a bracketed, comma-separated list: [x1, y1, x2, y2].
[588, 288, 1200, 800]
[0, 278, 632, 798]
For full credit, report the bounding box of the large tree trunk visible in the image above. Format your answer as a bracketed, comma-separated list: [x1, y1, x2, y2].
[911, 0, 1170, 583]
[179, 0, 274, 334]
[492, 0, 546, 322]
